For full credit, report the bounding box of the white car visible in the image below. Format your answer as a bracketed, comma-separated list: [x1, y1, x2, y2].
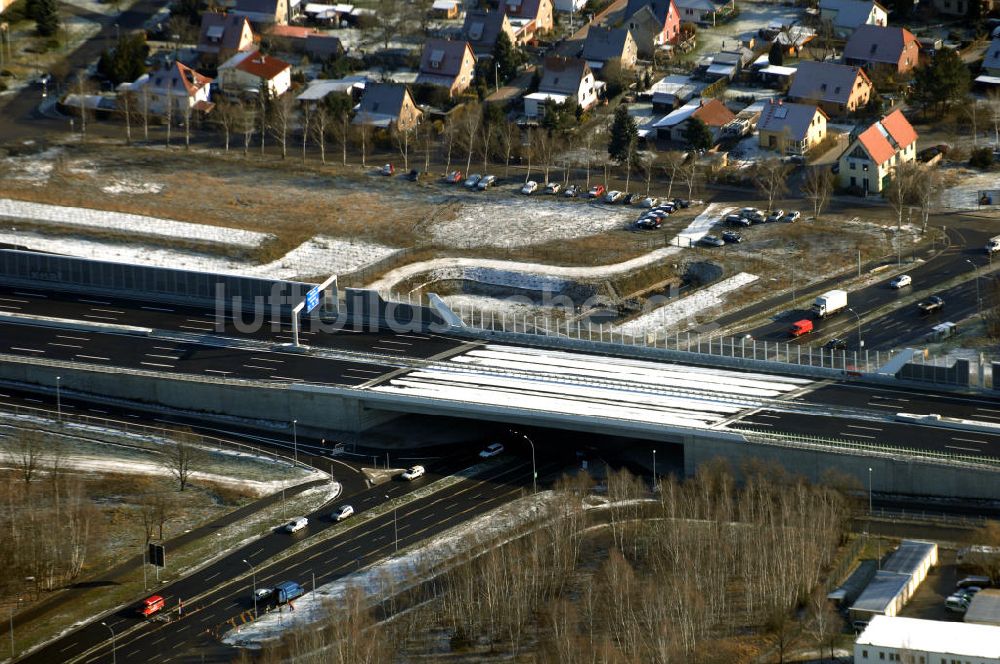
[603, 190, 624, 203]
[479, 442, 505, 458]
[521, 180, 538, 195]
[890, 274, 912, 289]
[331, 504, 354, 521]
[283, 516, 308, 533]
[544, 182, 561, 194]
[401, 465, 425, 481]
[640, 197, 659, 208]
[464, 174, 482, 188]
[782, 210, 801, 222]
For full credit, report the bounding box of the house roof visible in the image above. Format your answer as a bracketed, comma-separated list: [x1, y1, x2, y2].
[296, 75, 367, 100]
[984, 37, 1000, 71]
[197, 13, 253, 54]
[148, 61, 213, 96]
[692, 96, 735, 127]
[857, 616, 1000, 657]
[582, 26, 633, 64]
[227, 50, 290, 80]
[231, 0, 282, 18]
[624, 0, 677, 25]
[675, 0, 724, 12]
[818, 0, 884, 30]
[879, 108, 917, 149]
[357, 82, 412, 119]
[539, 56, 591, 96]
[418, 39, 474, 79]
[843, 24, 918, 65]
[305, 34, 343, 57]
[462, 9, 509, 51]
[501, 0, 546, 19]
[758, 100, 824, 140]
[432, 0, 458, 9]
[268, 24, 317, 38]
[788, 60, 870, 105]
[854, 109, 917, 165]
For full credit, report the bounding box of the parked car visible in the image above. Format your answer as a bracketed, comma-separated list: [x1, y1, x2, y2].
[739, 207, 764, 223]
[379, 163, 395, 176]
[464, 173, 482, 188]
[825, 338, 847, 350]
[700, 234, 725, 247]
[521, 180, 538, 195]
[401, 465, 425, 480]
[406, 169, 421, 182]
[957, 576, 992, 589]
[544, 182, 561, 194]
[724, 213, 746, 226]
[564, 184, 578, 197]
[477, 174, 497, 190]
[640, 197, 659, 208]
[721, 230, 742, 243]
[653, 202, 676, 213]
[587, 184, 606, 198]
[284, 516, 308, 533]
[889, 274, 912, 289]
[444, 170, 463, 184]
[138, 595, 166, 618]
[331, 504, 355, 521]
[766, 208, 785, 223]
[623, 192, 637, 205]
[479, 442, 505, 458]
[603, 190, 624, 203]
[945, 594, 971, 613]
[782, 210, 801, 223]
[671, 198, 690, 209]
[636, 217, 662, 230]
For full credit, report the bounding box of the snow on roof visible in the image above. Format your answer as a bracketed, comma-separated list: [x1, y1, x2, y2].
[432, 0, 458, 8]
[652, 98, 702, 127]
[880, 540, 936, 575]
[707, 63, 736, 77]
[850, 571, 910, 614]
[758, 64, 797, 76]
[976, 74, 1000, 85]
[857, 615, 1000, 657]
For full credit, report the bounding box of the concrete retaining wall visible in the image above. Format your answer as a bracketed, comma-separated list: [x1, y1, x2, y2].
[896, 359, 970, 386]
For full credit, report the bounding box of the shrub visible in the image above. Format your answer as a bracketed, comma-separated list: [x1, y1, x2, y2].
[970, 146, 994, 169]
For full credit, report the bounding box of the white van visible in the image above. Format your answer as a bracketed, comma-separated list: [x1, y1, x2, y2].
[945, 595, 970, 613]
[283, 516, 308, 533]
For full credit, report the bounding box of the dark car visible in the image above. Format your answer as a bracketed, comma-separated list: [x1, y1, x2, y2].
[636, 217, 662, 230]
[671, 198, 690, 209]
[825, 338, 848, 350]
[721, 230, 742, 243]
[623, 192, 637, 205]
[700, 234, 725, 247]
[407, 169, 421, 181]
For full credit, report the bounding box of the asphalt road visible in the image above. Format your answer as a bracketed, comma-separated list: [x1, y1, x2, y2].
[802, 382, 1000, 424]
[738, 225, 998, 349]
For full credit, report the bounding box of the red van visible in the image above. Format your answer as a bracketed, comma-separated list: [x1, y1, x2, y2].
[138, 595, 165, 618]
[790, 319, 813, 337]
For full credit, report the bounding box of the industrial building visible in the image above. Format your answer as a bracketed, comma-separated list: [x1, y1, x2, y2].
[848, 540, 938, 622]
[855, 615, 1000, 663]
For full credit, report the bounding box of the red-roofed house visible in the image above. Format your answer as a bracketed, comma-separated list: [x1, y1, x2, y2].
[651, 97, 735, 142]
[837, 109, 917, 194]
[843, 25, 920, 76]
[501, 0, 554, 44]
[129, 62, 214, 116]
[218, 50, 292, 97]
[624, 0, 681, 58]
[415, 39, 477, 97]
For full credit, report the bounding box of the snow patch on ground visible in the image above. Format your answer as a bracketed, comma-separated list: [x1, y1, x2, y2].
[938, 168, 1000, 210]
[674, 203, 732, 245]
[696, 0, 804, 55]
[222, 491, 558, 648]
[4, 149, 62, 185]
[101, 179, 165, 195]
[613, 272, 760, 336]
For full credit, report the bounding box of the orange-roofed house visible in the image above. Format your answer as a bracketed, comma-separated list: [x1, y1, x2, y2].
[837, 109, 918, 195]
[651, 97, 735, 143]
[218, 50, 292, 97]
[129, 62, 214, 116]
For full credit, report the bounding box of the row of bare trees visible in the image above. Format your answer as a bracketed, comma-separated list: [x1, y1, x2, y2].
[256, 463, 850, 662]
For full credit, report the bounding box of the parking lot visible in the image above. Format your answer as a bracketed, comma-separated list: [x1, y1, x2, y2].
[900, 548, 967, 623]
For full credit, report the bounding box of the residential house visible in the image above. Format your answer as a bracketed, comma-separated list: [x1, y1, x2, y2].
[523, 56, 598, 117]
[843, 25, 920, 76]
[553, 0, 587, 10]
[301, 2, 353, 25]
[771, 24, 816, 55]
[837, 108, 917, 194]
[649, 74, 703, 110]
[673, 0, 734, 26]
[652, 97, 735, 142]
[230, 0, 289, 26]
[983, 37, 1000, 77]
[196, 13, 255, 65]
[0, 0, 13, 12]
[415, 39, 477, 97]
[128, 61, 213, 116]
[787, 60, 873, 116]
[353, 82, 422, 131]
[296, 75, 367, 107]
[932, 0, 994, 15]
[582, 26, 638, 73]
[756, 99, 828, 155]
[707, 42, 754, 79]
[431, 0, 460, 19]
[623, 0, 681, 58]
[462, 9, 517, 58]
[818, 0, 887, 38]
[217, 49, 292, 97]
[501, 0, 553, 44]
[266, 25, 343, 60]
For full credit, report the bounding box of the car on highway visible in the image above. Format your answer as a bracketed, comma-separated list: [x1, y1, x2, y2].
[331, 504, 355, 521]
[138, 595, 165, 618]
[603, 190, 624, 203]
[284, 516, 308, 533]
[766, 208, 785, 223]
[444, 170, 463, 184]
[640, 197, 659, 208]
[782, 210, 801, 222]
[825, 338, 847, 350]
[721, 231, 742, 243]
[401, 465, 425, 480]
[521, 180, 538, 195]
[587, 184, 606, 198]
[464, 173, 482, 188]
[917, 295, 944, 314]
[379, 163, 395, 176]
[889, 274, 912, 289]
[564, 184, 578, 197]
[477, 174, 497, 190]
[479, 442, 505, 458]
[700, 234, 725, 247]
[254, 587, 273, 603]
[544, 182, 561, 194]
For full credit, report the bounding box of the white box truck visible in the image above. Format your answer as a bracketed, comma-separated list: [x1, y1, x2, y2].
[811, 289, 847, 318]
[986, 235, 1000, 254]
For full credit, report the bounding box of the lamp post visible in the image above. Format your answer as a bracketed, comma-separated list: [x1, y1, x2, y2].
[510, 430, 537, 493]
[868, 467, 873, 516]
[100, 621, 116, 664]
[243, 559, 258, 619]
[652, 448, 657, 489]
[9, 597, 21, 658]
[966, 259, 981, 316]
[292, 419, 298, 465]
[384, 495, 398, 553]
[846, 307, 863, 349]
[55, 375, 62, 422]
[494, 62, 499, 92]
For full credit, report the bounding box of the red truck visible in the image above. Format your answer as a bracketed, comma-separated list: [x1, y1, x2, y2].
[138, 595, 165, 618]
[790, 319, 813, 337]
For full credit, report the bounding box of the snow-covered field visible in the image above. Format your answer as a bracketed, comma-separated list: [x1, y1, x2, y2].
[614, 272, 759, 336]
[697, 0, 804, 55]
[938, 168, 1000, 210]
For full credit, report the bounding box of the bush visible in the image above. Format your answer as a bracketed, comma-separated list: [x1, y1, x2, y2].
[970, 146, 995, 169]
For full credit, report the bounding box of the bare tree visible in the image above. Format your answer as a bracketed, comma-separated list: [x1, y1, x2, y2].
[679, 156, 703, 200]
[497, 120, 517, 176]
[481, 118, 495, 171]
[182, 101, 192, 149]
[162, 433, 205, 492]
[805, 589, 841, 660]
[801, 166, 834, 220]
[884, 161, 922, 239]
[330, 110, 351, 166]
[165, 80, 173, 148]
[300, 104, 310, 163]
[460, 104, 481, 175]
[117, 90, 135, 145]
[660, 150, 685, 199]
[442, 114, 458, 173]
[311, 104, 329, 164]
[258, 90, 268, 156]
[535, 129, 558, 183]
[240, 104, 255, 157]
[374, 0, 403, 50]
[269, 93, 296, 159]
[422, 121, 435, 171]
[214, 98, 240, 152]
[914, 167, 942, 234]
[752, 158, 791, 212]
[5, 429, 46, 486]
[141, 84, 150, 140]
[987, 88, 1000, 149]
[394, 126, 412, 170]
[355, 115, 371, 167]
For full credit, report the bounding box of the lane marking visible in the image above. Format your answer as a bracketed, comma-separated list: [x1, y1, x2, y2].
[205, 572, 219, 581]
[11, 347, 44, 353]
[842, 432, 875, 439]
[205, 369, 232, 375]
[76, 354, 110, 361]
[83, 314, 117, 321]
[91, 307, 126, 314]
[0, 297, 28, 304]
[951, 437, 989, 445]
[243, 364, 275, 371]
[146, 354, 181, 360]
[180, 325, 215, 332]
[846, 424, 883, 431]
[47, 342, 82, 349]
[60, 641, 79, 652]
[250, 357, 284, 364]
[13, 291, 47, 298]
[141, 306, 175, 312]
[946, 445, 979, 452]
[140, 361, 174, 368]
[78, 298, 111, 305]
[57, 334, 89, 341]
[0, 304, 22, 310]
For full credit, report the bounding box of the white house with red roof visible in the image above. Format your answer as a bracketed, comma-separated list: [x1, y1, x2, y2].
[217, 50, 292, 97]
[127, 62, 214, 116]
[837, 109, 917, 195]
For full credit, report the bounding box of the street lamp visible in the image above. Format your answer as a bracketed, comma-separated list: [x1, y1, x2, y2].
[494, 62, 500, 92]
[652, 448, 657, 489]
[9, 597, 20, 658]
[510, 430, 537, 493]
[966, 259, 981, 316]
[384, 495, 398, 553]
[55, 375, 62, 422]
[868, 467, 873, 516]
[100, 621, 116, 664]
[846, 308, 863, 349]
[243, 559, 258, 619]
[292, 419, 298, 464]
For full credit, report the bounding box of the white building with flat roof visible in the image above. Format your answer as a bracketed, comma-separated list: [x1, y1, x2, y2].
[855, 615, 1000, 663]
